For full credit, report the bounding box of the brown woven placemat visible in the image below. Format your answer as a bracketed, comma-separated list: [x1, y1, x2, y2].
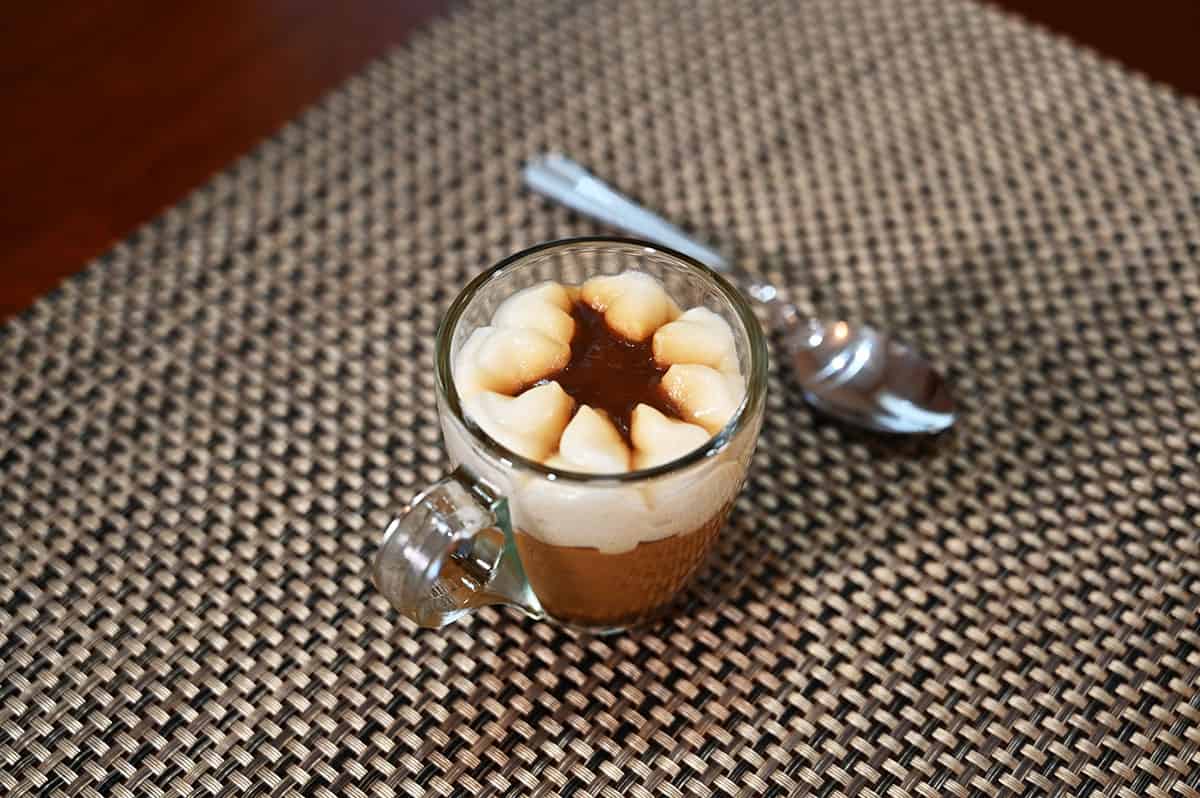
[3, 0, 1199, 795]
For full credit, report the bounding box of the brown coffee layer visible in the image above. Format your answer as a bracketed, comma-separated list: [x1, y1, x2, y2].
[541, 300, 679, 443]
[513, 505, 730, 628]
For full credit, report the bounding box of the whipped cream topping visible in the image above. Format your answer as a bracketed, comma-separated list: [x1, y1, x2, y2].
[446, 271, 753, 553]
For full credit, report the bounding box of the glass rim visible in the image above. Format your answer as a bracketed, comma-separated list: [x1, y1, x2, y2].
[435, 236, 769, 485]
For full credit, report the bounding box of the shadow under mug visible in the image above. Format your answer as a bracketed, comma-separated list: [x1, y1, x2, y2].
[374, 238, 769, 633]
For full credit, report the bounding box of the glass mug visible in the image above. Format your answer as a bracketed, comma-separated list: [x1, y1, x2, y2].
[374, 238, 768, 633]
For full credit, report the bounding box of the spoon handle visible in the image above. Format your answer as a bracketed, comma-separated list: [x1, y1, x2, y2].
[523, 153, 794, 319]
[523, 154, 731, 270]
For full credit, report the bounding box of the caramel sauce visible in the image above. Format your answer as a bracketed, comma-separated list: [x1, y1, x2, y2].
[541, 301, 679, 442]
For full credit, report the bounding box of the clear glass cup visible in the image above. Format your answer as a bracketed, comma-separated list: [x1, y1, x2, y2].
[373, 238, 768, 633]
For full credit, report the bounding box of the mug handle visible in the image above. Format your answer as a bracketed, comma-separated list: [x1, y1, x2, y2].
[373, 467, 541, 628]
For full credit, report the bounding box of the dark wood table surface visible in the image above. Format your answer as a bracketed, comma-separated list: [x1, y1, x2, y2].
[1, 0, 1196, 322]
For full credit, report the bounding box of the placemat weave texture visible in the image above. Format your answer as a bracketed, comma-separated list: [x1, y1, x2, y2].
[3, 0, 1199, 795]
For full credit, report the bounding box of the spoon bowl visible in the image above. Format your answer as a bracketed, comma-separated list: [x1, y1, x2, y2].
[783, 317, 955, 434]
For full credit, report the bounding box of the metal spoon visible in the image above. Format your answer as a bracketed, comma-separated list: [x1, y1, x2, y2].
[523, 154, 956, 435]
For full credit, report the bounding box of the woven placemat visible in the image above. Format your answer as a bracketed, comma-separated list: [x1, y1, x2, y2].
[3, 0, 1199, 795]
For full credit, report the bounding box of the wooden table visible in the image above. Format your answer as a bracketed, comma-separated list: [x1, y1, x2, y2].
[1, 0, 1196, 321]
